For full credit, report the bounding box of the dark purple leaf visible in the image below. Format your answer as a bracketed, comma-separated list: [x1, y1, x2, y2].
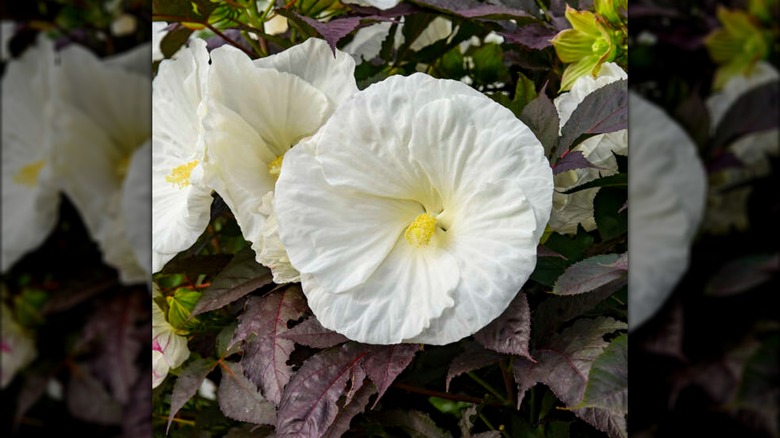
[705, 253, 779, 297]
[636, 300, 686, 362]
[363, 344, 422, 405]
[152, 0, 217, 22]
[190, 248, 273, 317]
[123, 362, 152, 438]
[218, 362, 276, 425]
[160, 26, 193, 59]
[371, 409, 451, 437]
[41, 277, 116, 314]
[410, 0, 535, 20]
[83, 292, 147, 404]
[532, 286, 619, 343]
[276, 343, 371, 437]
[322, 380, 378, 438]
[167, 358, 216, 432]
[557, 79, 628, 157]
[14, 373, 50, 428]
[673, 88, 710, 149]
[500, 23, 557, 49]
[161, 253, 233, 277]
[280, 316, 350, 349]
[537, 245, 567, 259]
[552, 150, 605, 175]
[446, 342, 502, 391]
[345, 3, 420, 17]
[513, 317, 627, 437]
[475, 292, 533, 360]
[552, 253, 628, 296]
[278, 10, 363, 54]
[66, 363, 123, 425]
[234, 286, 308, 406]
[519, 84, 560, 156]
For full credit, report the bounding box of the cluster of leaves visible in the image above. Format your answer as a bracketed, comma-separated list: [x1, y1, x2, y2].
[151, 0, 629, 437]
[629, 0, 779, 436]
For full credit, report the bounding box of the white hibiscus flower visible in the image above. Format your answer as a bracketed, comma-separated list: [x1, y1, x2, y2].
[203, 38, 358, 283]
[549, 62, 628, 235]
[152, 39, 214, 273]
[1, 37, 60, 273]
[628, 91, 707, 331]
[275, 73, 553, 345]
[50, 42, 152, 284]
[152, 284, 190, 389]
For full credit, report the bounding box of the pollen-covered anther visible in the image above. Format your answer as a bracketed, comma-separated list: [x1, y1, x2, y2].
[166, 160, 199, 188]
[405, 213, 438, 247]
[268, 155, 284, 179]
[13, 160, 45, 187]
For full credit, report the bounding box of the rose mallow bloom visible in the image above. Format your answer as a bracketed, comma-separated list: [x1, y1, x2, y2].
[152, 284, 190, 388]
[275, 73, 554, 345]
[152, 39, 214, 273]
[203, 37, 357, 283]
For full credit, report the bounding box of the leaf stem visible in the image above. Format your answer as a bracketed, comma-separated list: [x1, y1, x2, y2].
[391, 382, 502, 406]
[467, 371, 508, 404]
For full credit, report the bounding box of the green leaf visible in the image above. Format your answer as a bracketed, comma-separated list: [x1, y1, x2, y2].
[152, 0, 217, 24]
[160, 26, 193, 60]
[574, 333, 628, 413]
[492, 71, 537, 118]
[471, 43, 507, 85]
[168, 288, 201, 330]
[593, 186, 627, 241]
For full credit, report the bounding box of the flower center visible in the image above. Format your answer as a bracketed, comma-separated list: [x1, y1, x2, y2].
[405, 213, 437, 247]
[268, 154, 284, 180]
[13, 160, 45, 187]
[591, 37, 610, 56]
[166, 160, 199, 189]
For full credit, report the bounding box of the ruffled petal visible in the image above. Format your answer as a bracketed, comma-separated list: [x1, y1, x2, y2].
[207, 45, 331, 156]
[407, 95, 553, 242]
[276, 141, 423, 293]
[253, 37, 358, 107]
[409, 181, 539, 345]
[314, 73, 483, 204]
[302, 236, 459, 344]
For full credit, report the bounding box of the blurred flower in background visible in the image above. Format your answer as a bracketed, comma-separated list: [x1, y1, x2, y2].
[628, 0, 779, 436]
[1, 0, 151, 435]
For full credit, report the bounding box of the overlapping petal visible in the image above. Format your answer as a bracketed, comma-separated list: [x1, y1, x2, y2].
[152, 39, 213, 272]
[203, 39, 356, 279]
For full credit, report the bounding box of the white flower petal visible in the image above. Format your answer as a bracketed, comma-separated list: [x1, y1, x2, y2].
[152, 39, 213, 262]
[122, 140, 152, 282]
[253, 38, 358, 107]
[255, 192, 300, 284]
[555, 62, 627, 129]
[1, 37, 60, 272]
[407, 94, 552, 240]
[628, 92, 707, 331]
[276, 142, 424, 293]
[104, 42, 152, 77]
[315, 73, 483, 203]
[409, 181, 540, 345]
[302, 237, 459, 344]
